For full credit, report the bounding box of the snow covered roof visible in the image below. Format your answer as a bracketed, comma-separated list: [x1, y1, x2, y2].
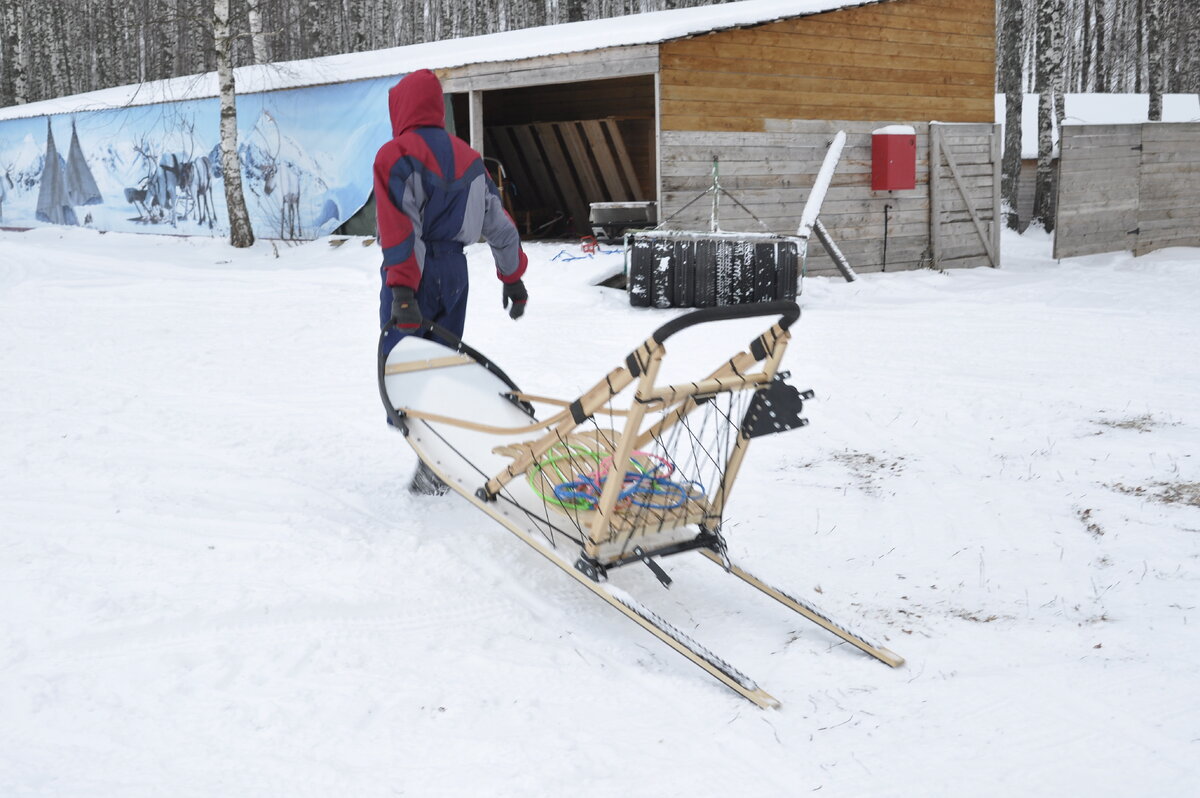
[0, 0, 889, 122]
[995, 93, 1200, 159]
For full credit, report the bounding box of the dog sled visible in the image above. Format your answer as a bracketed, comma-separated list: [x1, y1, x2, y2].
[378, 301, 902, 708]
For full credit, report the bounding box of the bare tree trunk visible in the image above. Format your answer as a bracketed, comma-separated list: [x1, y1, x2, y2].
[1032, 0, 1061, 233]
[247, 0, 270, 63]
[214, 0, 255, 248]
[346, 0, 366, 53]
[1080, 0, 1092, 90]
[158, 0, 177, 82]
[1146, 0, 1163, 120]
[303, 0, 321, 58]
[1000, 0, 1024, 230]
[0, 0, 18, 106]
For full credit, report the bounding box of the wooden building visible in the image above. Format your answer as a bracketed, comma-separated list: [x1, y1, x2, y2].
[436, 0, 999, 274]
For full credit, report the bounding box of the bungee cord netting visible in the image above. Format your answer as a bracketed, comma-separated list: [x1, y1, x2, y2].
[518, 385, 755, 562]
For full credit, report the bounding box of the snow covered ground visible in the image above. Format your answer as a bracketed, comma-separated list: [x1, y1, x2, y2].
[1, 226, 1197, 796]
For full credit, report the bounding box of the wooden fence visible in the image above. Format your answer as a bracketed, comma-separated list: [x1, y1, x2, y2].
[1054, 123, 1200, 259]
[658, 120, 1000, 276]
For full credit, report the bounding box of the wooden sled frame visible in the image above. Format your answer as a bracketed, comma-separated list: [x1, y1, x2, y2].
[384, 301, 799, 569]
[378, 303, 903, 707]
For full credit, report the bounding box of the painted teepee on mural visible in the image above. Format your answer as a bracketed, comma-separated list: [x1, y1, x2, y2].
[35, 120, 76, 226]
[65, 120, 102, 207]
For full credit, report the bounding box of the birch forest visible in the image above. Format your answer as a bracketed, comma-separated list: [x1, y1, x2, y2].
[1, 0, 1198, 109]
[0, 0, 722, 106]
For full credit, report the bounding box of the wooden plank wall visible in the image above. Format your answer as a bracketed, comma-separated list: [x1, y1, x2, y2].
[660, 121, 929, 274]
[658, 0, 995, 132]
[930, 122, 1000, 269]
[661, 120, 999, 276]
[1054, 123, 1200, 259]
[1136, 123, 1200, 256]
[1053, 125, 1141, 259]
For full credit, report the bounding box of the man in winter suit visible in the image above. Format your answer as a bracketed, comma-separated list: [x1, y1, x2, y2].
[375, 69, 529, 494]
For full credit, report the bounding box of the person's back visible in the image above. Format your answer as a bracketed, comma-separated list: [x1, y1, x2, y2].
[374, 69, 528, 494]
[374, 69, 527, 356]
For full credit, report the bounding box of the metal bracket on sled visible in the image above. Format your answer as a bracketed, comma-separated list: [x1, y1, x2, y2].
[499, 392, 537, 418]
[740, 375, 813, 438]
[574, 554, 608, 582]
[633, 546, 673, 588]
[576, 549, 672, 589]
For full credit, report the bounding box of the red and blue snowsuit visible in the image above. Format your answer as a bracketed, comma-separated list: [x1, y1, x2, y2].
[374, 69, 527, 355]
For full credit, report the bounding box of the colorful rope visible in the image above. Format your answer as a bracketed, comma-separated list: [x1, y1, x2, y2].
[529, 445, 705, 512]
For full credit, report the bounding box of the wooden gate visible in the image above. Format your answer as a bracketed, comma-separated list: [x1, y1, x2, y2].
[929, 122, 1001, 268]
[1054, 123, 1200, 259]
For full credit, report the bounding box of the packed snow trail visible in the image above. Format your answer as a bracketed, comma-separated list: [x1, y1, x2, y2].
[1, 226, 1198, 797]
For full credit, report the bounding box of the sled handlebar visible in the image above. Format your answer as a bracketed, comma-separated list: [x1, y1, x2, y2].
[649, 300, 801, 345]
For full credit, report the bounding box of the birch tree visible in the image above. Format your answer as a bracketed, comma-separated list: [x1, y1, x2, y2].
[247, 0, 270, 63]
[214, 0, 255, 248]
[1000, 0, 1024, 230]
[1146, 0, 1163, 120]
[1031, 0, 1061, 232]
[0, 0, 21, 106]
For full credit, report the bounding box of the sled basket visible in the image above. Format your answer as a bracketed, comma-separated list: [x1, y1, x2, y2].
[379, 301, 805, 569]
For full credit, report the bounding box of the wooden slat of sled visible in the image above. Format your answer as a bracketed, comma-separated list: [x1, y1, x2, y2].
[384, 354, 476, 375]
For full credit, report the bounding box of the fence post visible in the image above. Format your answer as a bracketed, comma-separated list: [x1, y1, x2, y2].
[929, 123, 942, 268]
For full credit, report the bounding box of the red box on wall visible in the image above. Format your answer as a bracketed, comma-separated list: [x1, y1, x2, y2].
[872, 126, 917, 191]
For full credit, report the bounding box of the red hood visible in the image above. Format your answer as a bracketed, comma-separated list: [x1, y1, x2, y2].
[388, 70, 445, 137]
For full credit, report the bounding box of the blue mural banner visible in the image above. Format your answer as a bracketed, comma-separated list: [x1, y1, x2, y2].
[0, 75, 398, 239]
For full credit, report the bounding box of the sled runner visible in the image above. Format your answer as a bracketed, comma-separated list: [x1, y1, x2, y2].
[378, 302, 902, 707]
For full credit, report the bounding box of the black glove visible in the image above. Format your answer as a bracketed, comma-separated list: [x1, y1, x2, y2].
[390, 286, 422, 330]
[502, 279, 528, 321]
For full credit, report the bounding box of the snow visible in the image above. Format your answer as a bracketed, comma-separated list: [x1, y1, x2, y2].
[994, 93, 1200, 158]
[0, 0, 884, 122]
[2, 225, 1199, 796]
[872, 125, 916, 135]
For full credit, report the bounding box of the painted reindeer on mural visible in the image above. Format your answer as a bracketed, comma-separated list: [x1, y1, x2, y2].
[123, 117, 218, 228]
[255, 111, 303, 240]
[162, 119, 217, 229]
[124, 136, 172, 223]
